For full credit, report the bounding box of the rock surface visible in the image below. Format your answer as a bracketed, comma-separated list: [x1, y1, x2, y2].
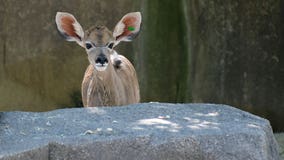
[0, 103, 280, 160]
[274, 133, 284, 159]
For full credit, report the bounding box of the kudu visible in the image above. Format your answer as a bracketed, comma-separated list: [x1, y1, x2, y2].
[55, 12, 141, 107]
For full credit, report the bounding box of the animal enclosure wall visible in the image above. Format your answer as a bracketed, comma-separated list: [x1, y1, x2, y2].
[0, 0, 283, 131]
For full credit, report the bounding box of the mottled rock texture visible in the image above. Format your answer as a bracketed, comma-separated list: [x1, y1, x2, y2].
[274, 133, 284, 159]
[0, 103, 280, 160]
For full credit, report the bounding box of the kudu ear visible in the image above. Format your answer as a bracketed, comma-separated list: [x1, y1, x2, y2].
[55, 12, 84, 47]
[113, 12, 141, 45]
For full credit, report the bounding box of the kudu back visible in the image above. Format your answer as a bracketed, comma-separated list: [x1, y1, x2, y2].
[55, 12, 141, 107]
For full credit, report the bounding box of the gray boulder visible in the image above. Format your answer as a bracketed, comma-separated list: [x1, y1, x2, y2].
[0, 103, 280, 160]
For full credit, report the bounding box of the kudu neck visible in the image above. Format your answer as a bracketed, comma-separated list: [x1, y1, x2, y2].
[93, 65, 116, 81]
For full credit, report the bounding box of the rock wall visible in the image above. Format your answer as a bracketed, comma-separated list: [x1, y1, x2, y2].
[0, 1, 283, 131]
[181, 0, 284, 131]
[0, 0, 134, 111]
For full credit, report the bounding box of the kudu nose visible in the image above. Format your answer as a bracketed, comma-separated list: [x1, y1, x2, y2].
[95, 54, 108, 65]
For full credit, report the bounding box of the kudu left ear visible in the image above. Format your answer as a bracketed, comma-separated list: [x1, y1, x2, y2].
[113, 12, 142, 46]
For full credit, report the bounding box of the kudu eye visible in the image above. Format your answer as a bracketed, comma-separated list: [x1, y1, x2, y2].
[85, 42, 93, 49]
[107, 42, 114, 49]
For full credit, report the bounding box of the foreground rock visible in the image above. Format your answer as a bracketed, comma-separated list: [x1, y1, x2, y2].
[0, 103, 280, 160]
[274, 133, 284, 159]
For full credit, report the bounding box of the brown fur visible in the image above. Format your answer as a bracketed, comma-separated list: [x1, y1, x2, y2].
[61, 16, 81, 40]
[55, 12, 141, 107]
[81, 55, 140, 107]
[81, 26, 140, 107]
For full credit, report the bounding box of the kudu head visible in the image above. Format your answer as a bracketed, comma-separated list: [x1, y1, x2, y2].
[55, 12, 141, 72]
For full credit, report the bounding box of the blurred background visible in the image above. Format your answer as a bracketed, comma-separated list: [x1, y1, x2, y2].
[0, 0, 283, 132]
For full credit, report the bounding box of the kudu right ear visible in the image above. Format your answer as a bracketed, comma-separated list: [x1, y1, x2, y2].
[55, 12, 84, 47]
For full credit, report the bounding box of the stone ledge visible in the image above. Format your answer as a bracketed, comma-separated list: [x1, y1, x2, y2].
[0, 103, 280, 160]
